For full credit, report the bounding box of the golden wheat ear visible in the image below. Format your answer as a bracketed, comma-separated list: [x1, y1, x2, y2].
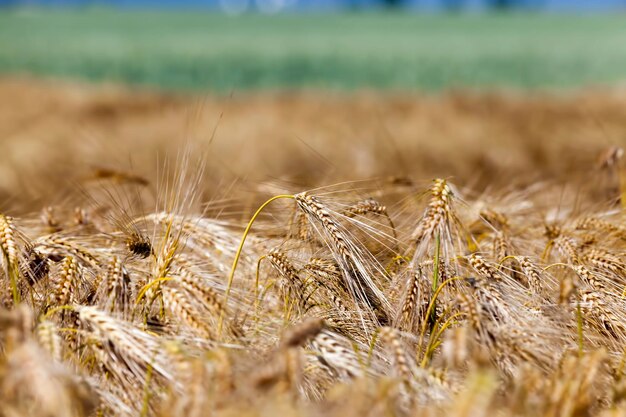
[0, 214, 22, 304]
[311, 329, 365, 379]
[294, 192, 391, 328]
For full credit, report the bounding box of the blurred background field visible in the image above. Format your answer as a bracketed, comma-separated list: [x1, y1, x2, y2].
[1, 2, 626, 210]
[2, 10, 626, 91]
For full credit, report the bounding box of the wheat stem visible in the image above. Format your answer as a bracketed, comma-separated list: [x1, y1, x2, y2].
[135, 276, 173, 306]
[219, 194, 294, 338]
[417, 276, 464, 360]
[429, 232, 441, 330]
[576, 299, 584, 357]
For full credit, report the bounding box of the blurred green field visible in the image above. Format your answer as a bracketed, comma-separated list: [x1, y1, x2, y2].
[1, 9, 626, 91]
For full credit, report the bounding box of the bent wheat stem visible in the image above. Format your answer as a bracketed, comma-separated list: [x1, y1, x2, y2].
[219, 194, 295, 337]
[135, 276, 173, 306]
[43, 304, 76, 320]
[421, 312, 462, 367]
[417, 276, 464, 360]
[498, 255, 518, 269]
[543, 262, 570, 272]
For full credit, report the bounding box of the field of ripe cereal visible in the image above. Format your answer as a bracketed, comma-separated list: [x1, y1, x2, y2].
[2, 9, 626, 417]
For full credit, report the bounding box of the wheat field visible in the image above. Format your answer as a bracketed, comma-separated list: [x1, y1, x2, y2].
[2, 78, 626, 416]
